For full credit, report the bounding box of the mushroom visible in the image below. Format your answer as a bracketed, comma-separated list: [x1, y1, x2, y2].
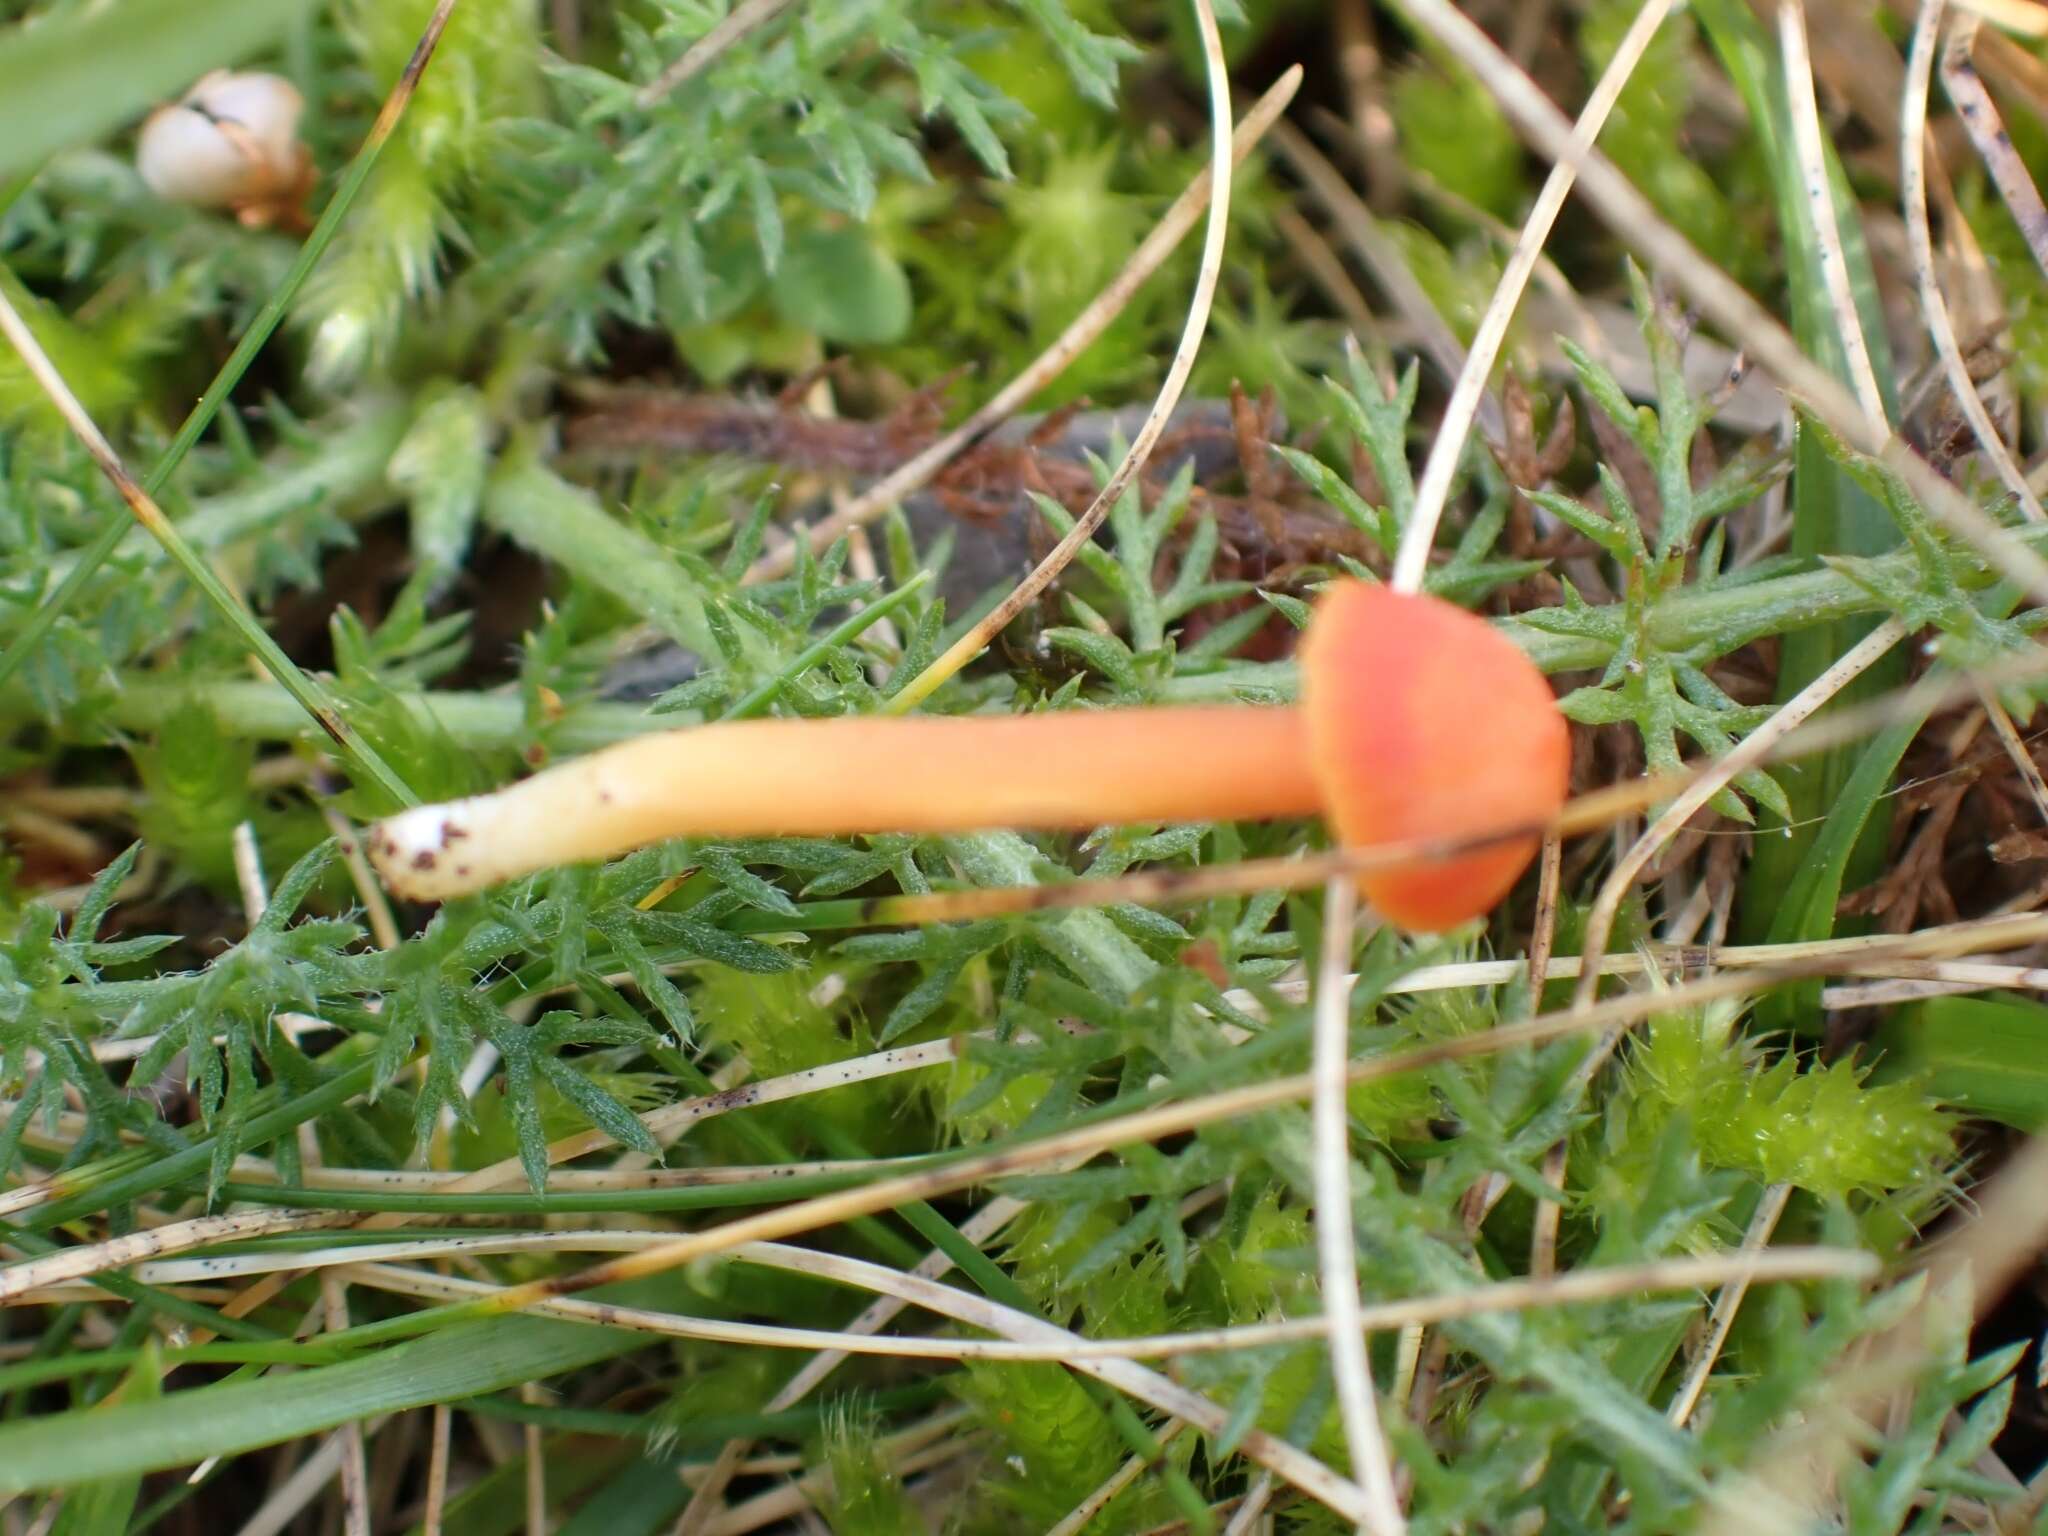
[136, 70, 315, 231]
[366, 581, 1570, 931]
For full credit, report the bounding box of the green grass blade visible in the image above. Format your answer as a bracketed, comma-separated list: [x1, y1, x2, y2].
[551, 1457, 693, 1536]
[46, 1350, 161, 1536]
[1759, 711, 1920, 1018]
[20, 1057, 376, 1233]
[0, 1307, 648, 1495]
[1692, 0, 1907, 973]
[1877, 994, 2048, 1131]
[483, 445, 721, 656]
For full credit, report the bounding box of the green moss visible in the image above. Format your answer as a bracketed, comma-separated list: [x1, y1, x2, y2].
[1624, 1004, 1954, 1198]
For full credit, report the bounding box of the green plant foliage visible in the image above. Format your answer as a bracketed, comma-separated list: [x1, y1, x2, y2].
[299, 0, 542, 387]
[814, 1406, 926, 1536]
[132, 699, 260, 886]
[1803, 412, 2046, 712]
[1523, 268, 1794, 820]
[954, 1360, 1166, 1531]
[0, 1, 2036, 1529]
[771, 227, 915, 346]
[1389, 52, 1524, 222]
[388, 380, 489, 597]
[47, 1345, 161, 1536]
[1877, 993, 2048, 1131]
[1622, 1002, 1954, 1198]
[1579, 0, 1752, 280]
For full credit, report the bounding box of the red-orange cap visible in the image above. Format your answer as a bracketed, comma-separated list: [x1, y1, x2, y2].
[1299, 581, 1570, 931]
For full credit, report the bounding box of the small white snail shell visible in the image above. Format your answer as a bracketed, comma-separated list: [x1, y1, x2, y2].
[136, 70, 311, 224]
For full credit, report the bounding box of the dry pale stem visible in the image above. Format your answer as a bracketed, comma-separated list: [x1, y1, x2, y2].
[1393, 0, 1682, 593]
[1310, 877, 1407, 1536]
[1901, 0, 2046, 521]
[881, 0, 1234, 711]
[1393, 0, 2048, 604]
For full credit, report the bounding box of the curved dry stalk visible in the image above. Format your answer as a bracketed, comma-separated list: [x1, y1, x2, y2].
[0, 1207, 351, 1303]
[0, 1238, 1899, 1347]
[673, 1193, 1037, 1534]
[1390, 0, 2048, 606]
[1779, 0, 1890, 428]
[881, 0, 1233, 713]
[518, 1384, 545, 1535]
[71, 1011, 338, 1067]
[232, 1435, 360, 1536]
[347, 1255, 1381, 1524]
[1765, 632, 2048, 762]
[1667, 1183, 1792, 1428]
[1529, 1140, 1566, 1280]
[235, 1157, 903, 1192]
[231, 821, 268, 929]
[1222, 1473, 1278, 1535]
[1942, 11, 2048, 284]
[1902, 0, 2046, 522]
[367, 1035, 966, 1220]
[1310, 877, 1407, 1536]
[1820, 955, 2048, 1005]
[742, 68, 1300, 585]
[422, 1405, 452, 1536]
[1570, 616, 1910, 1013]
[1392, 0, 1682, 593]
[1223, 938, 2048, 1011]
[1977, 684, 2048, 826]
[460, 913, 2045, 1323]
[1955, 0, 2048, 33]
[1523, 832, 1565, 1008]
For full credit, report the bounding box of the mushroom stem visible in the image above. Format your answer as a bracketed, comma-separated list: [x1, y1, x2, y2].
[369, 707, 1320, 903]
[366, 582, 1573, 930]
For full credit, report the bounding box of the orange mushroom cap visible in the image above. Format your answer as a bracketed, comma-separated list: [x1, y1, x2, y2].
[1299, 582, 1570, 931]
